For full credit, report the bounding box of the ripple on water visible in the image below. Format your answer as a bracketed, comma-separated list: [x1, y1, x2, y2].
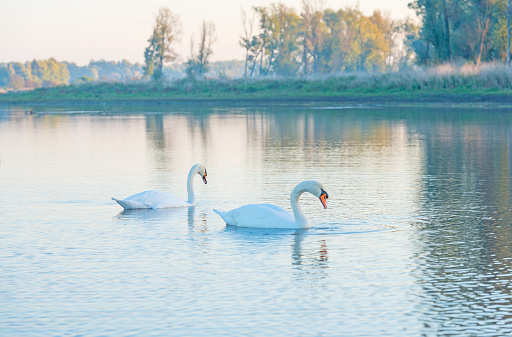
[4, 105, 512, 336]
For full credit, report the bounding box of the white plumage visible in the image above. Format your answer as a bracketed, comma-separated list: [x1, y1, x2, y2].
[214, 180, 328, 229]
[112, 164, 207, 210]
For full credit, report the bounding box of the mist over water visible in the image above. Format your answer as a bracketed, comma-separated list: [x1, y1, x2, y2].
[2, 103, 512, 336]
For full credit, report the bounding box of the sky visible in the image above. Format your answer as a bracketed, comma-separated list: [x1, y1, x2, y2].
[0, 0, 415, 66]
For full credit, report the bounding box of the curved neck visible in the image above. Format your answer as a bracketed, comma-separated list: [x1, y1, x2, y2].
[186, 165, 200, 205]
[290, 185, 308, 228]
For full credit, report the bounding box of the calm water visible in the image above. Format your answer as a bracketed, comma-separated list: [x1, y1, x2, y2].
[2, 103, 512, 336]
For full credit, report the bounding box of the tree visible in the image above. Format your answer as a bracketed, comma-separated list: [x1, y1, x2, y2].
[508, 0, 512, 66]
[352, 12, 389, 71]
[9, 74, 25, 90]
[441, 0, 451, 61]
[395, 18, 420, 69]
[301, 0, 327, 75]
[253, 6, 275, 76]
[472, 0, 502, 64]
[240, 8, 256, 77]
[272, 3, 302, 76]
[322, 9, 348, 73]
[321, 8, 388, 73]
[409, 0, 454, 64]
[143, 37, 156, 78]
[185, 21, 216, 78]
[144, 7, 181, 81]
[370, 10, 398, 70]
[0, 65, 9, 87]
[251, 3, 301, 76]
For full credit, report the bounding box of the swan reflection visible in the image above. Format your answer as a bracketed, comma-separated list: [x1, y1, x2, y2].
[224, 227, 329, 281]
[115, 207, 188, 221]
[114, 205, 199, 228]
[291, 232, 329, 282]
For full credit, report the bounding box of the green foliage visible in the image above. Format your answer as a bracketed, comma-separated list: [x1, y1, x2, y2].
[144, 7, 182, 81]
[0, 58, 69, 90]
[76, 76, 95, 83]
[0, 59, 145, 91]
[3, 62, 512, 103]
[250, 4, 302, 76]
[66, 60, 142, 82]
[242, 3, 406, 77]
[409, 0, 508, 65]
[185, 59, 201, 78]
[89, 60, 142, 80]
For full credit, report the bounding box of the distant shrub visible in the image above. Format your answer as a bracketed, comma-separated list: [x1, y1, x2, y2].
[76, 76, 95, 83]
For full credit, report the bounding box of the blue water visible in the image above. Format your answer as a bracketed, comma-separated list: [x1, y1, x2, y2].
[2, 103, 512, 336]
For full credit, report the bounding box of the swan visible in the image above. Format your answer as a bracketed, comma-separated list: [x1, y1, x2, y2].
[214, 180, 328, 229]
[112, 164, 207, 210]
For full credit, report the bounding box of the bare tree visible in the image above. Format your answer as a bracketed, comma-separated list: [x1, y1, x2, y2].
[186, 21, 216, 78]
[240, 8, 256, 77]
[144, 7, 181, 80]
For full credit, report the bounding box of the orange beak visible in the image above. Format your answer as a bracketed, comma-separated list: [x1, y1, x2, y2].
[202, 173, 207, 184]
[319, 192, 328, 209]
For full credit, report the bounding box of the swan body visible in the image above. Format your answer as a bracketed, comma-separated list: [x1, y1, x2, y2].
[214, 180, 328, 229]
[112, 164, 207, 210]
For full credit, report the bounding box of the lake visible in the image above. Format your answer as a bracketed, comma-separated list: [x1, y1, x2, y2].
[1, 102, 512, 336]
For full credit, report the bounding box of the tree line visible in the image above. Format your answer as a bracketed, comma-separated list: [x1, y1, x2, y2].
[237, 0, 512, 76]
[0, 59, 146, 90]
[3, 1, 512, 90]
[0, 59, 243, 91]
[239, 2, 418, 77]
[142, 3, 418, 80]
[143, 8, 217, 80]
[0, 58, 70, 90]
[409, 0, 512, 66]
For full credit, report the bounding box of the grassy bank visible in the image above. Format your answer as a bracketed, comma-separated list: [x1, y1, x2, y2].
[2, 63, 512, 104]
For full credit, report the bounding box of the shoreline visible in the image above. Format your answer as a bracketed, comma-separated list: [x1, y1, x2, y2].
[2, 75, 512, 107]
[3, 93, 512, 107]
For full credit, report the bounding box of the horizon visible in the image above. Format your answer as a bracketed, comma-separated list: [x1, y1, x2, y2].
[0, 0, 414, 66]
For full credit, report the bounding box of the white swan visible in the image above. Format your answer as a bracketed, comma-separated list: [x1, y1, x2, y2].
[214, 180, 328, 229]
[112, 164, 207, 210]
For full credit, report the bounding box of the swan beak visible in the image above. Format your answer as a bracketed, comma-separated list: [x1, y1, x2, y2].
[202, 173, 207, 184]
[319, 190, 328, 209]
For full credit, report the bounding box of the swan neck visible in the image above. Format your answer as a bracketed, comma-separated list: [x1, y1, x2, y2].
[290, 187, 308, 228]
[186, 166, 198, 205]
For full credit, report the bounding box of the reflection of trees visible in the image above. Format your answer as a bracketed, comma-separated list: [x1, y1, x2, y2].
[236, 106, 512, 332]
[145, 114, 165, 149]
[142, 105, 418, 174]
[243, 108, 415, 169]
[413, 110, 512, 334]
[145, 109, 211, 153]
[143, 107, 211, 182]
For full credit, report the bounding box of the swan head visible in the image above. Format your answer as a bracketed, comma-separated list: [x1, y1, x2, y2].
[197, 165, 207, 184]
[293, 180, 329, 209]
[310, 181, 329, 209]
[319, 188, 328, 209]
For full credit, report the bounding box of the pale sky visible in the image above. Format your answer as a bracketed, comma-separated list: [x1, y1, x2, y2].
[0, 0, 414, 66]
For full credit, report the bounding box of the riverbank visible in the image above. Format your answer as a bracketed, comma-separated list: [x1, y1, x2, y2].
[2, 64, 512, 105]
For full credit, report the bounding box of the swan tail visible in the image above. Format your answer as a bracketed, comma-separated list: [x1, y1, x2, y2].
[112, 197, 151, 210]
[213, 209, 234, 226]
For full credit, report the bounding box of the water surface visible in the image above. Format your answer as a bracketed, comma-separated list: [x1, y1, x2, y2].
[2, 103, 512, 336]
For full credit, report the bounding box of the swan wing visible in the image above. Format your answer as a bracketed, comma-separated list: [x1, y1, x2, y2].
[114, 190, 190, 209]
[112, 197, 151, 210]
[217, 203, 295, 228]
[213, 209, 235, 226]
